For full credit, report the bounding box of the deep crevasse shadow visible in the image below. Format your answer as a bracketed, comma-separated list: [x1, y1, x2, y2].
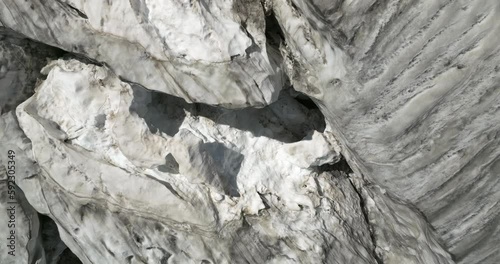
[129, 83, 187, 137]
[129, 83, 325, 143]
[38, 213, 83, 264]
